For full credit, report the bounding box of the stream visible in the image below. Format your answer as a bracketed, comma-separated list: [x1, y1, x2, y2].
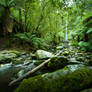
[0, 46, 92, 92]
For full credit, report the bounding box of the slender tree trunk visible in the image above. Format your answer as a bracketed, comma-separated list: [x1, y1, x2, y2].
[19, 8, 22, 23]
[19, 8, 22, 32]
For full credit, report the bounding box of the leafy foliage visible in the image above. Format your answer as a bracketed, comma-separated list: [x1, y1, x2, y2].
[13, 32, 44, 49]
[78, 41, 92, 51]
[0, 0, 92, 51]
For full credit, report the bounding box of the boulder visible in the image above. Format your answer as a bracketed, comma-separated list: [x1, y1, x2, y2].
[14, 67, 92, 92]
[48, 56, 69, 70]
[35, 50, 54, 59]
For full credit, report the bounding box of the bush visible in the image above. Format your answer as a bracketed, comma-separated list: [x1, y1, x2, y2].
[78, 41, 92, 51]
[12, 32, 45, 49]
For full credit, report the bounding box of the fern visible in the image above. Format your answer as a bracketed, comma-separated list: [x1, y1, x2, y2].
[78, 41, 92, 51]
[14, 32, 43, 49]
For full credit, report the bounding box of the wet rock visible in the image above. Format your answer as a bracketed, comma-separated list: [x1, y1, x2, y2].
[56, 46, 63, 50]
[22, 62, 36, 74]
[0, 50, 21, 64]
[23, 60, 33, 65]
[81, 88, 92, 92]
[62, 51, 69, 56]
[14, 67, 92, 92]
[30, 53, 36, 59]
[35, 50, 54, 59]
[86, 59, 92, 66]
[13, 58, 25, 64]
[76, 57, 84, 62]
[66, 64, 85, 72]
[69, 58, 81, 64]
[17, 70, 24, 78]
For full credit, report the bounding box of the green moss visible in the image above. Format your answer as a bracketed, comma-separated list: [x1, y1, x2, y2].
[34, 60, 44, 65]
[13, 59, 24, 64]
[48, 56, 69, 70]
[0, 50, 21, 63]
[14, 67, 92, 92]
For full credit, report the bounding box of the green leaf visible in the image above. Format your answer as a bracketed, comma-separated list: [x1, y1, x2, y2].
[87, 28, 92, 34]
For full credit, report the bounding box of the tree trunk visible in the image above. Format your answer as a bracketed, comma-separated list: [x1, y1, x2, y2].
[19, 8, 23, 32]
[1, 7, 13, 36]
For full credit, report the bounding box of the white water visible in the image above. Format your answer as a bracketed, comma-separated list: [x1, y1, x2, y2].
[65, 12, 68, 41]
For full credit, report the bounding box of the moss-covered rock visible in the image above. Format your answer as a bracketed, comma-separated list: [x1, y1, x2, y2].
[13, 58, 24, 64]
[0, 50, 21, 64]
[85, 58, 92, 66]
[81, 88, 92, 92]
[62, 51, 69, 56]
[34, 60, 44, 65]
[48, 56, 69, 70]
[14, 67, 92, 92]
[56, 46, 63, 50]
[76, 57, 84, 62]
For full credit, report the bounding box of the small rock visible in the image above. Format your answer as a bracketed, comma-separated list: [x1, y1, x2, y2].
[62, 51, 69, 56]
[30, 53, 36, 59]
[76, 57, 84, 62]
[56, 46, 63, 50]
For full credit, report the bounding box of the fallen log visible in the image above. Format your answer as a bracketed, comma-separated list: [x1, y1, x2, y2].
[9, 51, 63, 86]
[14, 67, 92, 92]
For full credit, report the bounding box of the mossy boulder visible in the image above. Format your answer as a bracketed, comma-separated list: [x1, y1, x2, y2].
[0, 50, 21, 64]
[48, 56, 69, 70]
[14, 67, 92, 92]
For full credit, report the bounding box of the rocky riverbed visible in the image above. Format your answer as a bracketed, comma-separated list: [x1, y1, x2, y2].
[0, 45, 92, 92]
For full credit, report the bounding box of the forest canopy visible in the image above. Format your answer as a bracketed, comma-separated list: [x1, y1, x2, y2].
[0, 0, 92, 50]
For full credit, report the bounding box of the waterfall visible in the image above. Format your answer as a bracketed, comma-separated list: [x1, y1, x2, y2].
[65, 11, 68, 41]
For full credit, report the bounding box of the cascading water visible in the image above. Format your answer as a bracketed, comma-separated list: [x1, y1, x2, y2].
[65, 11, 68, 41]
[63, 11, 69, 48]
